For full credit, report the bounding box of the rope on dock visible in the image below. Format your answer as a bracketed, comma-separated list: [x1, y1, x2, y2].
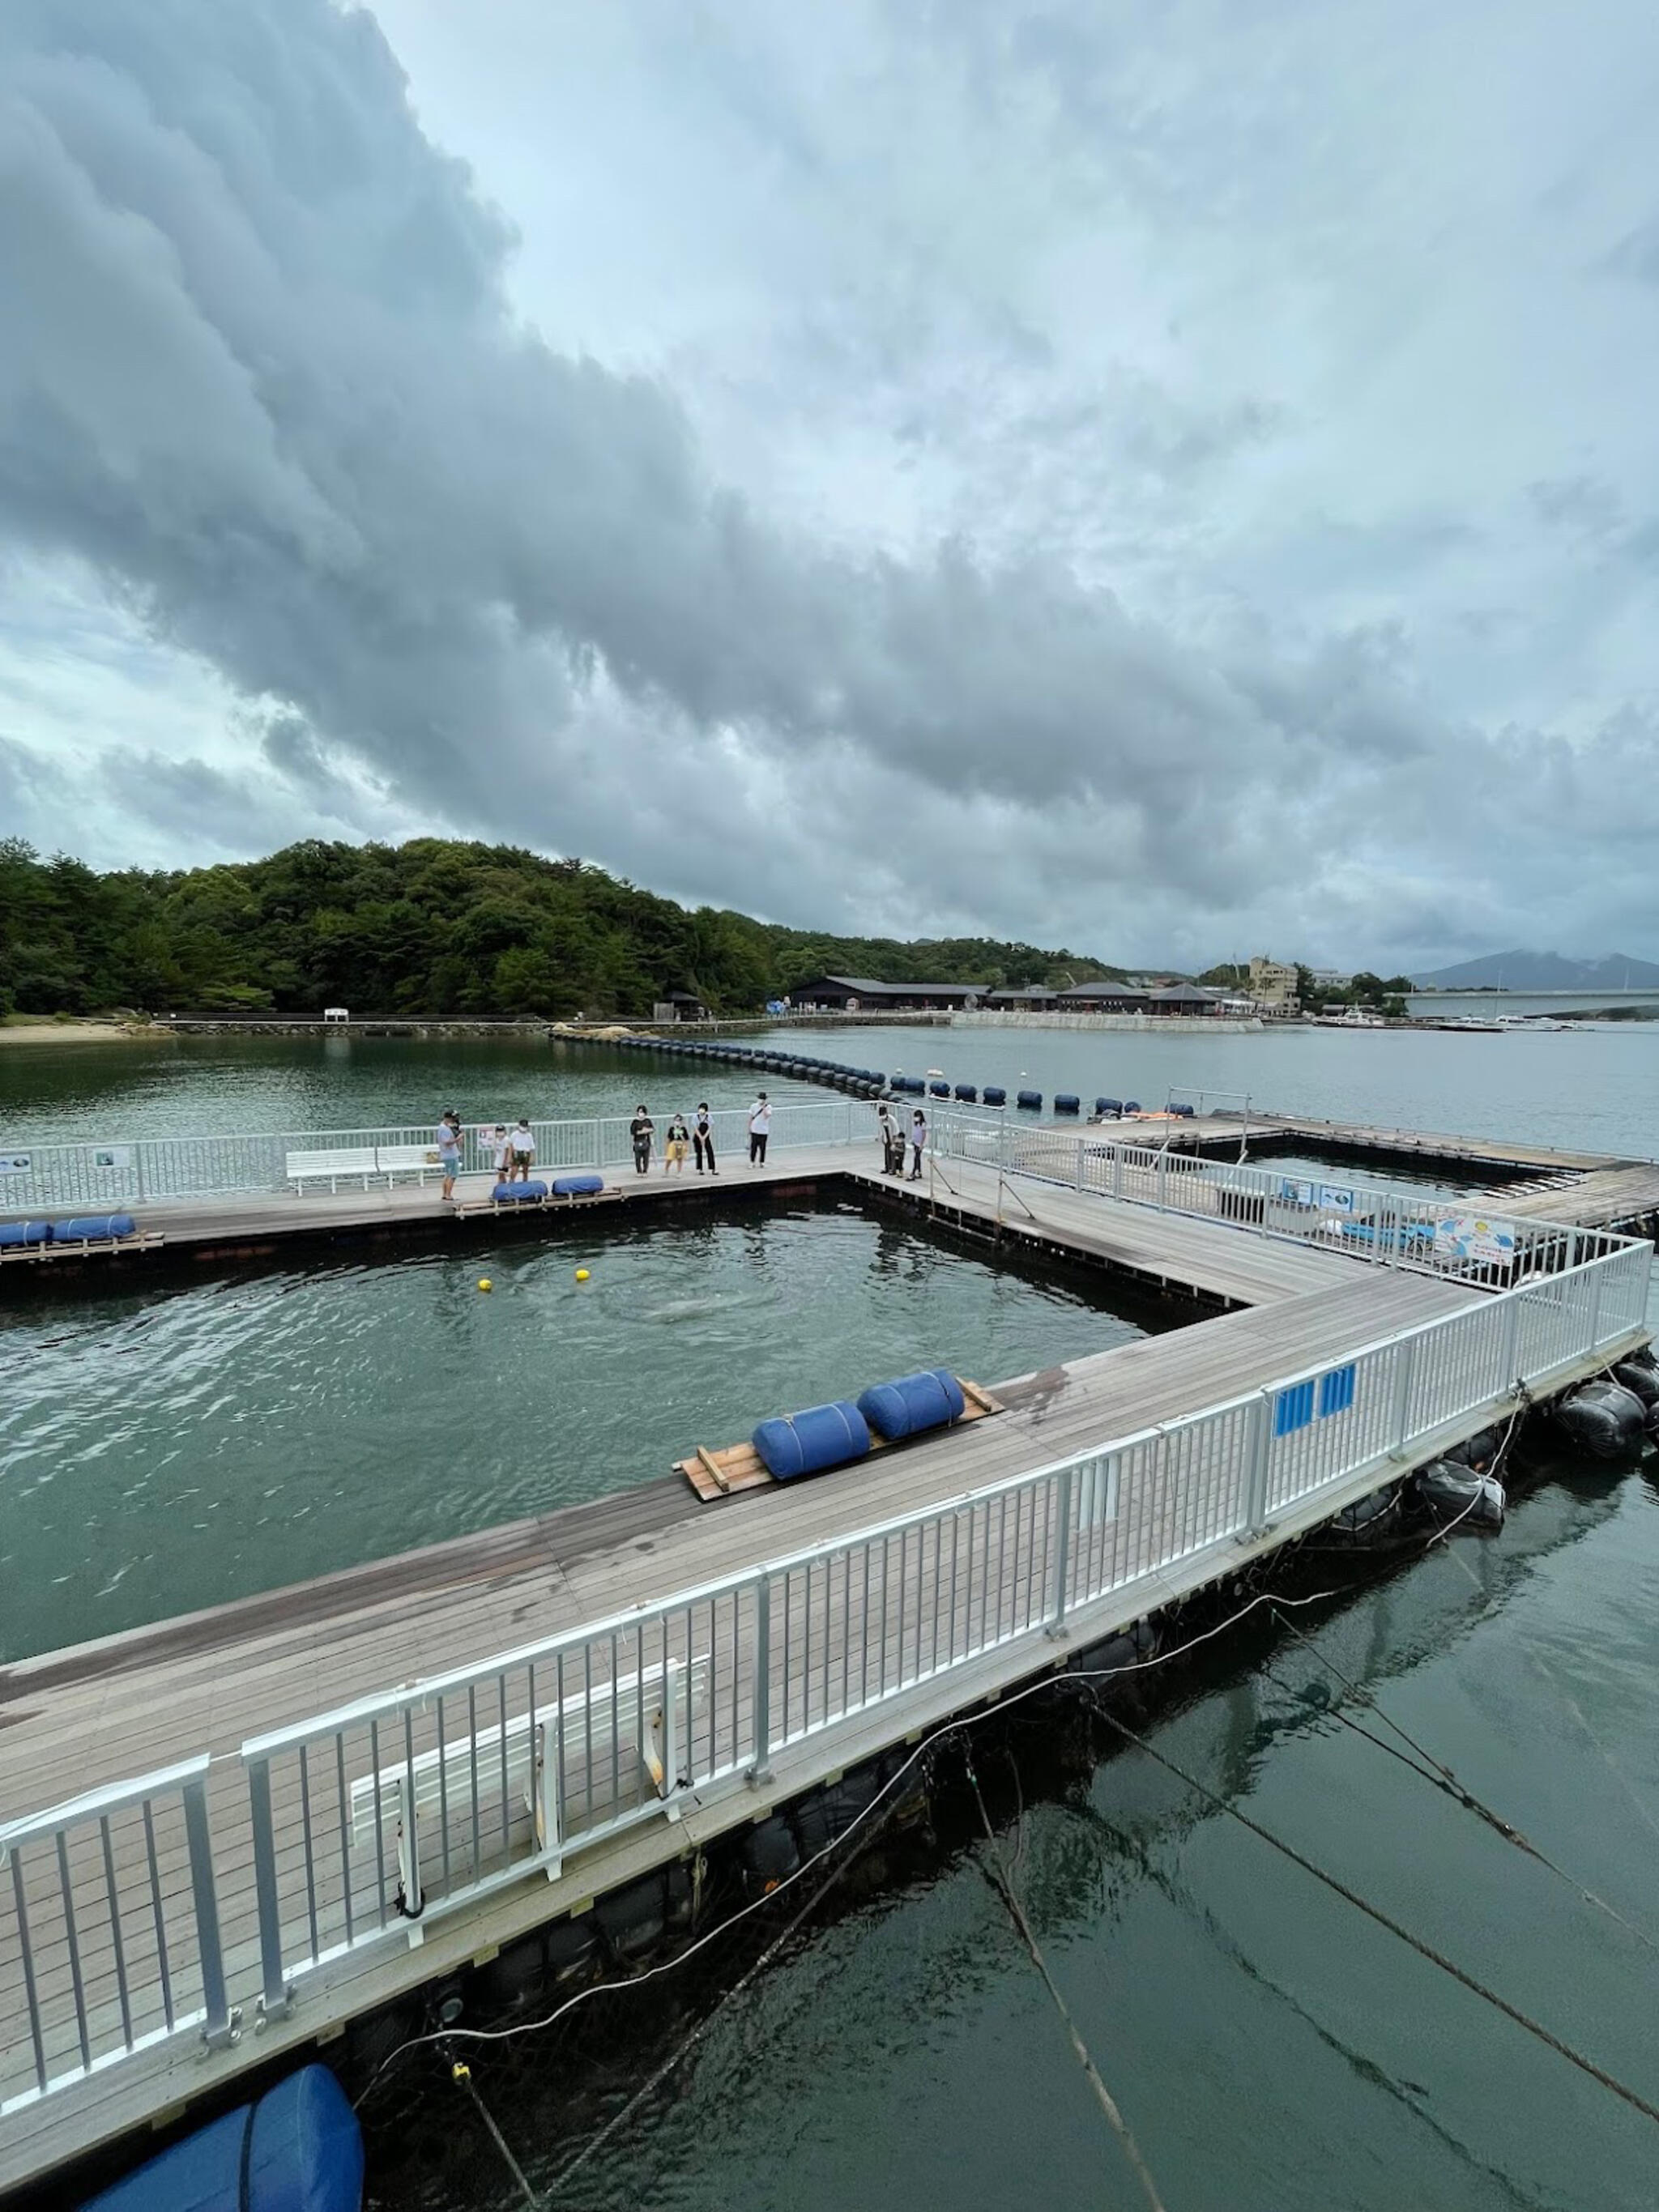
[1091, 1707, 1659, 2133]
[447, 2052, 539, 2210]
[964, 1741, 1167, 2212]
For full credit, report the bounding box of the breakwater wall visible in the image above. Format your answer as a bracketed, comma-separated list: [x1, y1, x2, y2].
[950, 1011, 1265, 1032]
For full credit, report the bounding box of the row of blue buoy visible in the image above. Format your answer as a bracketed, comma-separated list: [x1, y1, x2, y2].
[613, 1034, 889, 1098]
[608, 1033, 1200, 1123]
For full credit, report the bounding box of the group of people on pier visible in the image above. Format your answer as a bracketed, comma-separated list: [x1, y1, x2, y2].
[876, 1102, 928, 1180]
[628, 1093, 773, 1175]
[430, 1092, 926, 1197]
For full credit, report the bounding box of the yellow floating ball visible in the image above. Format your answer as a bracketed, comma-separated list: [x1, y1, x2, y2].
[477, 1277, 493, 1293]
[574, 1267, 591, 1281]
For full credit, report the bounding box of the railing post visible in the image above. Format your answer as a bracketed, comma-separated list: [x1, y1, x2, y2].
[536, 1723, 563, 1879]
[245, 1756, 296, 2027]
[181, 1773, 241, 2051]
[1157, 1146, 1167, 1212]
[1499, 1292, 1523, 1393]
[748, 1577, 773, 1782]
[1074, 1140, 1084, 1193]
[1047, 1464, 1074, 1635]
[1241, 1392, 1272, 1532]
[1390, 1335, 1418, 1451]
[1113, 1142, 1124, 1200]
[1586, 1262, 1605, 1352]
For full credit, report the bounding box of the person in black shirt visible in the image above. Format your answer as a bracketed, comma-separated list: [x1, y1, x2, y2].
[630, 1106, 655, 1175]
[693, 1103, 718, 1175]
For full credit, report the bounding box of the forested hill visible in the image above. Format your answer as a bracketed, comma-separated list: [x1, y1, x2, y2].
[0, 837, 1122, 1019]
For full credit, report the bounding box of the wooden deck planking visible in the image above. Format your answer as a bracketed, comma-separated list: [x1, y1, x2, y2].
[8, 1120, 1647, 2189]
[2, 1265, 1484, 2112]
[5, 1280, 1644, 2192]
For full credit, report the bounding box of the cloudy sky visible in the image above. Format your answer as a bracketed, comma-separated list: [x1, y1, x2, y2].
[3, 0, 1658, 969]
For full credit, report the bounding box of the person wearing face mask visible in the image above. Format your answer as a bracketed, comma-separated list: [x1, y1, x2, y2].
[693, 1102, 718, 1175]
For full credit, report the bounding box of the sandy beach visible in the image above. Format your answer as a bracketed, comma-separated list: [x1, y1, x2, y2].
[0, 1022, 175, 1048]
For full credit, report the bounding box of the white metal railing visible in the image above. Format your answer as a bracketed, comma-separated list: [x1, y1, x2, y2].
[0, 1757, 238, 2113]
[0, 1101, 860, 1212]
[3, 1230, 1648, 2111]
[924, 1108, 1625, 1292]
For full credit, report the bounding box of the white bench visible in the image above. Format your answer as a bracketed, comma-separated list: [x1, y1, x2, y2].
[286, 1144, 442, 1193]
[375, 1144, 441, 1185]
[348, 1655, 710, 1929]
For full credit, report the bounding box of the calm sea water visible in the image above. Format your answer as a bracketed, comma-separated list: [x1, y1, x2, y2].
[2, 1029, 1657, 2210]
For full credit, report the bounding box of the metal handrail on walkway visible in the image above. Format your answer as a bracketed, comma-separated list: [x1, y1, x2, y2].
[0, 1100, 862, 1211]
[925, 1108, 1629, 1293]
[3, 1233, 1649, 2115]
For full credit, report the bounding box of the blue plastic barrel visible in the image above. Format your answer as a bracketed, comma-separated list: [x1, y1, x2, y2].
[857, 1367, 966, 1442]
[929, 1080, 950, 1098]
[752, 1401, 871, 1481]
[1095, 1097, 1122, 1116]
[79, 2064, 363, 2212]
[982, 1086, 1007, 1106]
[1017, 1089, 1043, 1110]
[1124, 1099, 1141, 1114]
[1054, 1093, 1080, 1115]
[51, 1213, 138, 1242]
[491, 1180, 548, 1203]
[552, 1174, 605, 1197]
[954, 1084, 978, 1102]
[0, 1221, 53, 1247]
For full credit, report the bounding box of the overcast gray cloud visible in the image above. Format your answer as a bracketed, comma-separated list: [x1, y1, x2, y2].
[2, 0, 1658, 965]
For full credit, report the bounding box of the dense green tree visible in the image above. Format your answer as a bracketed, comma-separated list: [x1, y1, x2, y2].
[0, 836, 1135, 1020]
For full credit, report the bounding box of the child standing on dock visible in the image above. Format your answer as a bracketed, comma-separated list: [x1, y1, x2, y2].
[510, 1117, 536, 1180]
[664, 1112, 690, 1174]
[748, 1092, 772, 1166]
[908, 1107, 927, 1181]
[693, 1103, 718, 1175]
[490, 1123, 513, 1182]
[630, 1105, 655, 1175]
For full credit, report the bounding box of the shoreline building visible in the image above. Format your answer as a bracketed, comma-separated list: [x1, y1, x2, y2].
[1247, 955, 1300, 1017]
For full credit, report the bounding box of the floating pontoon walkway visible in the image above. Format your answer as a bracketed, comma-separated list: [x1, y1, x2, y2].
[1, 1123, 1653, 2198]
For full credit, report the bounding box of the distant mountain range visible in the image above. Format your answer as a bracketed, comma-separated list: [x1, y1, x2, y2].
[1412, 951, 1659, 991]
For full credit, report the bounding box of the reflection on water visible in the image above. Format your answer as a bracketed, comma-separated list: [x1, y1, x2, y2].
[361, 1463, 1659, 2212]
[0, 1204, 1162, 1661]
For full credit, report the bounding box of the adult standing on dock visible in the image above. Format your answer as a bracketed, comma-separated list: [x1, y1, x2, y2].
[630, 1104, 655, 1175]
[908, 1106, 928, 1181]
[877, 1102, 902, 1175]
[693, 1102, 718, 1175]
[748, 1091, 772, 1165]
[436, 1110, 463, 1200]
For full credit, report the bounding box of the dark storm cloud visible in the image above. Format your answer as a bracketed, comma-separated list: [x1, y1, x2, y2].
[1, 0, 1657, 966]
[0, 0, 1442, 918]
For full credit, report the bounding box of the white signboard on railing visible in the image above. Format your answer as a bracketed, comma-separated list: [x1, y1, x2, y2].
[92, 1146, 133, 1172]
[1432, 1213, 1515, 1265]
[0, 1152, 32, 1175]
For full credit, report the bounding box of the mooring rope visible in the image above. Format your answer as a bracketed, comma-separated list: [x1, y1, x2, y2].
[1091, 1706, 1659, 2131]
[963, 1741, 1167, 2212]
[1266, 1608, 1659, 1955]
